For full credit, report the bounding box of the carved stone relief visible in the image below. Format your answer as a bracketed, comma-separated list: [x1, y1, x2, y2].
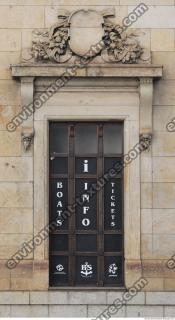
[21, 129, 35, 151]
[30, 8, 148, 64]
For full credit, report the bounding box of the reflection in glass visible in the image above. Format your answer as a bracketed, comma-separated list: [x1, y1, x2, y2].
[104, 123, 123, 154]
[50, 123, 68, 154]
[75, 125, 97, 154]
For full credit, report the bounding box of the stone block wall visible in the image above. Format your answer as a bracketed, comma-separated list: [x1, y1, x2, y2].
[0, 291, 175, 317]
[0, 0, 175, 314]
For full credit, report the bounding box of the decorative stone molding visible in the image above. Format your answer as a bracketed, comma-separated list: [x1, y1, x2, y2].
[139, 77, 153, 148]
[11, 64, 162, 150]
[31, 9, 146, 64]
[21, 129, 34, 151]
[10, 62, 162, 289]
[139, 133, 152, 151]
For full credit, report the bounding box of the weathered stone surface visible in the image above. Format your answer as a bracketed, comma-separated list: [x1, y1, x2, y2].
[0, 132, 21, 156]
[164, 307, 175, 317]
[153, 106, 175, 131]
[10, 260, 33, 279]
[141, 209, 152, 234]
[0, 233, 33, 259]
[35, 91, 139, 108]
[141, 155, 152, 183]
[87, 305, 126, 318]
[152, 235, 175, 258]
[0, 182, 33, 207]
[124, 260, 142, 288]
[153, 133, 175, 156]
[11, 305, 48, 317]
[152, 52, 175, 80]
[108, 6, 128, 25]
[126, 305, 163, 317]
[10, 261, 49, 290]
[0, 292, 29, 304]
[107, 292, 125, 304]
[141, 183, 152, 208]
[151, 29, 174, 51]
[153, 157, 175, 182]
[146, 292, 175, 305]
[152, 208, 175, 215]
[0, 208, 33, 233]
[142, 259, 166, 278]
[0, 80, 20, 105]
[32, 260, 49, 290]
[33, 120, 45, 261]
[0, 29, 21, 51]
[22, 29, 33, 52]
[45, 5, 115, 28]
[128, 6, 175, 28]
[34, 103, 139, 122]
[164, 279, 175, 291]
[153, 183, 175, 208]
[69, 291, 106, 305]
[0, 52, 20, 79]
[154, 80, 175, 106]
[0, 0, 52, 4]
[10, 278, 33, 290]
[141, 234, 153, 258]
[0, 279, 10, 290]
[0, 306, 11, 317]
[123, 0, 173, 4]
[11, 64, 163, 78]
[126, 293, 145, 305]
[0, 6, 44, 28]
[49, 305, 87, 317]
[153, 212, 175, 234]
[55, 0, 120, 4]
[0, 106, 20, 131]
[0, 157, 33, 182]
[144, 277, 164, 291]
[30, 291, 68, 305]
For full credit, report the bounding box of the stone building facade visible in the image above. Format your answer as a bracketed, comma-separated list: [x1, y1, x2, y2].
[0, 0, 175, 318]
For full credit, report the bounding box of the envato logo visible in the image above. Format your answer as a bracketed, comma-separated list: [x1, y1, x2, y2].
[96, 277, 148, 320]
[166, 116, 175, 132]
[6, 137, 149, 270]
[6, 3, 148, 133]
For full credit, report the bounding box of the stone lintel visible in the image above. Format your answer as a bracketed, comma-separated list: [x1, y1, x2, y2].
[11, 64, 163, 79]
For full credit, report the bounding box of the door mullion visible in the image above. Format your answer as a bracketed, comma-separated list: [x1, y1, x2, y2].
[68, 125, 75, 286]
[97, 124, 104, 286]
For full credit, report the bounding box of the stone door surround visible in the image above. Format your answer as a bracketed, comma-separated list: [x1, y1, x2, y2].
[11, 63, 162, 289]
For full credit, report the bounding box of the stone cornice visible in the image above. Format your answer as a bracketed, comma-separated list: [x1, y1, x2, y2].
[11, 64, 163, 78]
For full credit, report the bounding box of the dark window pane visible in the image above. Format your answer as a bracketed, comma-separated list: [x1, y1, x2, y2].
[50, 179, 68, 230]
[76, 235, 97, 252]
[104, 256, 123, 285]
[104, 234, 122, 252]
[50, 256, 69, 286]
[104, 124, 123, 154]
[104, 158, 123, 177]
[76, 179, 97, 230]
[51, 235, 68, 252]
[76, 256, 97, 284]
[104, 178, 122, 230]
[50, 123, 68, 154]
[76, 158, 97, 175]
[75, 125, 97, 154]
[50, 157, 68, 174]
